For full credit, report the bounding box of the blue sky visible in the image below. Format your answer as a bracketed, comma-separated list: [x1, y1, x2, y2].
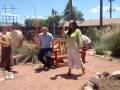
[0, 0, 120, 24]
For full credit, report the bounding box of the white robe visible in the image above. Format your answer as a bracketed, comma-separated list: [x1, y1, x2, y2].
[67, 48, 84, 69]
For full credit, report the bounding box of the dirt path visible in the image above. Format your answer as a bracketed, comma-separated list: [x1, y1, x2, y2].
[0, 53, 120, 90]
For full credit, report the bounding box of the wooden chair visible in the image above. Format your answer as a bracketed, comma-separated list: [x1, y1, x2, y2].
[51, 38, 67, 67]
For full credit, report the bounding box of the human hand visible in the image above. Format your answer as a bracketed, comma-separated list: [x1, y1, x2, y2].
[6, 42, 11, 46]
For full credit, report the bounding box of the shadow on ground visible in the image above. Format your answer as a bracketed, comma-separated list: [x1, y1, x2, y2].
[50, 73, 82, 80]
[34, 66, 50, 73]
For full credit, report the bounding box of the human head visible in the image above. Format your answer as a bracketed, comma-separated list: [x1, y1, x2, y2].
[69, 20, 78, 30]
[2, 25, 8, 34]
[41, 26, 48, 35]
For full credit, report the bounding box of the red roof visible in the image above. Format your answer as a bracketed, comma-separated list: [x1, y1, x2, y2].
[62, 18, 120, 27]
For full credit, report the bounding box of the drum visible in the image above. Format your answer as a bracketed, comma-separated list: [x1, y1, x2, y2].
[11, 30, 23, 48]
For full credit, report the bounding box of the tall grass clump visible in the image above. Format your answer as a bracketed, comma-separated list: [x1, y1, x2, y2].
[108, 30, 120, 57]
[86, 27, 100, 45]
[93, 36, 108, 55]
[86, 27, 107, 55]
[12, 41, 39, 64]
[85, 26, 120, 57]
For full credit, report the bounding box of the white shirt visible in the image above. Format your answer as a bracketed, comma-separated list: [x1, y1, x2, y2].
[82, 35, 91, 45]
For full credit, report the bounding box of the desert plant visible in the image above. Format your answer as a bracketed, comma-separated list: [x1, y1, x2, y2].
[109, 30, 120, 57]
[86, 27, 101, 45]
[86, 27, 107, 55]
[93, 36, 108, 55]
[21, 41, 39, 64]
[95, 29, 120, 57]
[12, 41, 39, 64]
[86, 26, 120, 57]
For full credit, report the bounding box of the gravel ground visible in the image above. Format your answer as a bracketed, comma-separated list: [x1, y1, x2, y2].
[0, 52, 120, 90]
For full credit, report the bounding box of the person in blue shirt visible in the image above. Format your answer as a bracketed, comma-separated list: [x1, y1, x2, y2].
[38, 26, 55, 69]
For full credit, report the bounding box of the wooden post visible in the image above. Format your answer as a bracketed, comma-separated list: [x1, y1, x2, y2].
[100, 0, 103, 29]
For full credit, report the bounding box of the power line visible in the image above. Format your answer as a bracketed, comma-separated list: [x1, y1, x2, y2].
[108, 0, 115, 19]
[1, 1, 17, 26]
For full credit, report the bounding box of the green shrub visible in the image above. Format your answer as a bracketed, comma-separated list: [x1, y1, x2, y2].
[109, 31, 120, 57]
[86, 27, 107, 55]
[86, 27, 120, 57]
[93, 36, 108, 55]
[86, 27, 100, 44]
[12, 41, 39, 64]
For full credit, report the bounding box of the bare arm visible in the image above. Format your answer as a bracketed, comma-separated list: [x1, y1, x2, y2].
[0, 37, 10, 44]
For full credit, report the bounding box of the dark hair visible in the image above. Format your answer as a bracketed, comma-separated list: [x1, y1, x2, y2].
[67, 20, 78, 36]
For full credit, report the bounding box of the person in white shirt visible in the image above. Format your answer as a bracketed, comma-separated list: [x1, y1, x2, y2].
[81, 35, 91, 63]
[38, 26, 55, 69]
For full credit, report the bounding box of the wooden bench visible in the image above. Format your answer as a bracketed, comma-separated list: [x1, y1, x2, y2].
[51, 38, 67, 67]
[51, 38, 86, 67]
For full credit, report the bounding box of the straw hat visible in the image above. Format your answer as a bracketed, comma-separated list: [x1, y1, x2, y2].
[11, 30, 23, 48]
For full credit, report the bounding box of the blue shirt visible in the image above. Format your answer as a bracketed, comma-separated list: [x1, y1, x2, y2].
[38, 32, 53, 48]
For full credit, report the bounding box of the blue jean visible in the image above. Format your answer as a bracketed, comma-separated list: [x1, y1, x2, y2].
[38, 48, 53, 68]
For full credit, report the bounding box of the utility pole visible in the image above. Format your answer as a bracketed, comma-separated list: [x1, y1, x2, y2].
[1, 4, 16, 25]
[32, 1, 40, 37]
[11, 4, 16, 23]
[32, 4, 37, 19]
[52, 9, 57, 37]
[100, 0, 103, 29]
[31, 0, 40, 48]
[109, 0, 115, 19]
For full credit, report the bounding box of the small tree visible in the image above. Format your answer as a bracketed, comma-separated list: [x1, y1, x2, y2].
[63, 0, 84, 21]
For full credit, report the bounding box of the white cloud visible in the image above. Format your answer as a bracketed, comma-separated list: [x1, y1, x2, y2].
[91, 6, 99, 14]
[1, 12, 44, 19]
[116, 7, 120, 11]
[37, 16, 43, 19]
[113, 5, 120, 11]
[1, 13, 20, 17]
[91, 5, 120, 14]
[22, 15, 44, 19]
